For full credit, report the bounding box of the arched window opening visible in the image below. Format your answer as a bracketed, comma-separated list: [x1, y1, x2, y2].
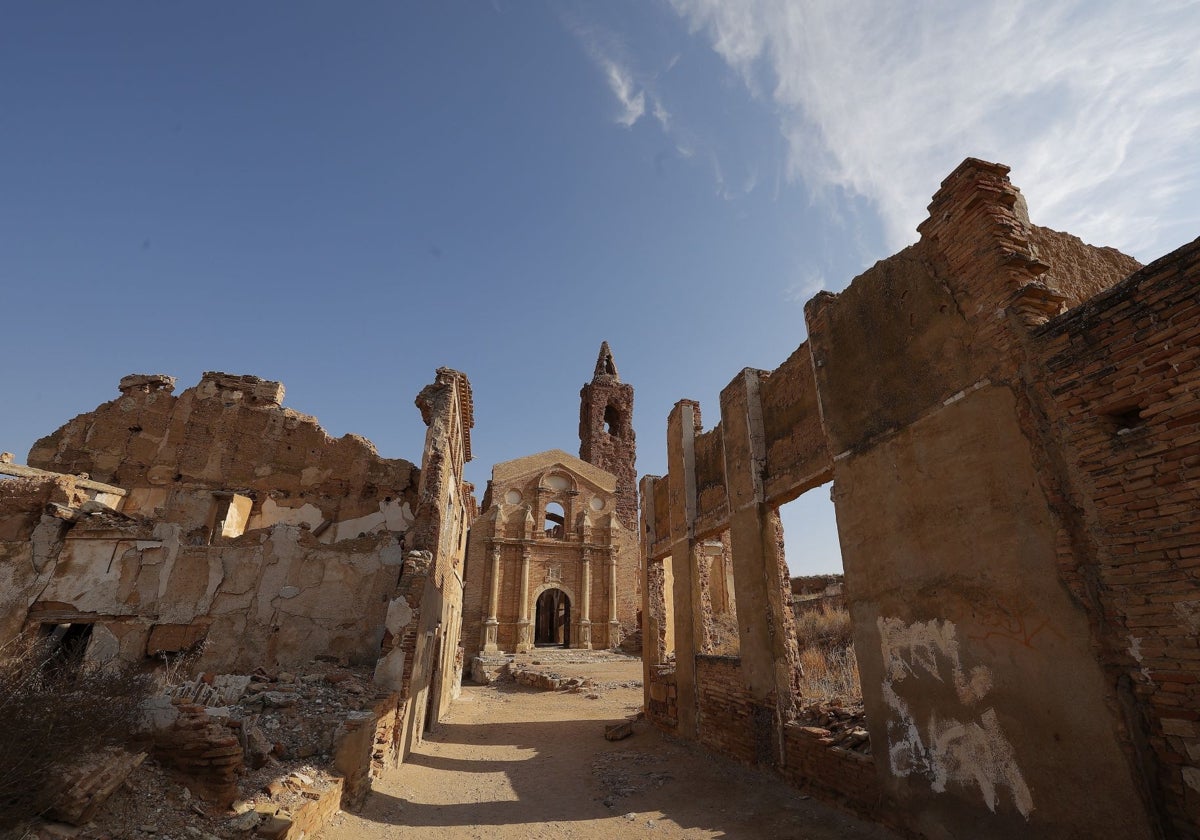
[544, 502, 565, 539]
[604, 404, 622, 437]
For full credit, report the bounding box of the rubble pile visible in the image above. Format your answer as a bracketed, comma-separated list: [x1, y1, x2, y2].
[797, 702, 871, 756]
[28, 664, 389, 840]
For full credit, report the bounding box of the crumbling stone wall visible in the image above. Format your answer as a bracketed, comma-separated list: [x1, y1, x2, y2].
[641, 159, 1198, 838]
[374, 367, 475, 758]
[29, 372, 417, 538]
[1, 367, 476, 786]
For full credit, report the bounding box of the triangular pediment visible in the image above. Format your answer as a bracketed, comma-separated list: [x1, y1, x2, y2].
[491, 449, 616, 494]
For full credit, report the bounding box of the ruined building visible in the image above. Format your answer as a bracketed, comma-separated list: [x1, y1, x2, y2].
[641, 159, 1200, 838]
[0, 367, 475, 775]
[461, 344, 639, 663]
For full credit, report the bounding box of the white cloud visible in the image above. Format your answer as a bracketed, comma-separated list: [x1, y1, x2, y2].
[670, 0, 1200, 258]
[652, 99, 672, 130]
[784, 266, 827, 303]
[601, 56, 647, 127]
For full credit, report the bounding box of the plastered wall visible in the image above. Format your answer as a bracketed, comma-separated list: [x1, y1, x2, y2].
[1, 367, 476, 764]
[641, 159, 1198, 838]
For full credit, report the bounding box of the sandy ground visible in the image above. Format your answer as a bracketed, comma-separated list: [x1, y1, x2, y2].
[318, 657, 898, 840]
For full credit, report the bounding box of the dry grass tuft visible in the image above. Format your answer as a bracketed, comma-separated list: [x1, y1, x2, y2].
[0, 631, 154, 829]
[707, 612, 741, 657]
[794, 603, 862, 705]
[793, 601, 854, 648]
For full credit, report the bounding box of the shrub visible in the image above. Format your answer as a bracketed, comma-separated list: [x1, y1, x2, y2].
[0, 630, 153, 829]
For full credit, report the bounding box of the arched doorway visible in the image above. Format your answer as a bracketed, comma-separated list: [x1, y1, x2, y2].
[534, 588, 571, 647]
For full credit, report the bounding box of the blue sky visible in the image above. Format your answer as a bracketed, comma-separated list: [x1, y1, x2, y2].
[2, 2, 1197, 575]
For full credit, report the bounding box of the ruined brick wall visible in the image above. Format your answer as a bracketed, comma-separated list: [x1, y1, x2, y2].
[151, 702, 245, 807]
[1027, 224, 1143, 309]
[694, 656, 762, 765]
[331, 692, 402, 811]
[0, 485, 408, 672]
[691, 655, 885, 826]
[640, 160, 1195, 839]
[300, 366, 472, 767]
[1, 369, 472, 692]
[779, 726, 885, 827]
[646, 664, 678, 731]
[28, 372, 418, 534]
[1030, 239, 1200, 835]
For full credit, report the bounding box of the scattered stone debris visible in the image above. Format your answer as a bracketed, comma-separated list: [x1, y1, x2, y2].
[797, 702, 871, 757]
[591, 750, 673, 808]
[20, 663, 387, 840]
[604, 721, 634, 741]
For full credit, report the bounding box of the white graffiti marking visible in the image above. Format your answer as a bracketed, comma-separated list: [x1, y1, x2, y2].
[879, 616, 1033, 819]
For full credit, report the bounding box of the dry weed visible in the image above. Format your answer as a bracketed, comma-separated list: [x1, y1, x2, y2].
[706, 612, 741, 657]
[0, 630, 153, 829]
[793, 601, 854, 648]
[794, 603, 861, 704]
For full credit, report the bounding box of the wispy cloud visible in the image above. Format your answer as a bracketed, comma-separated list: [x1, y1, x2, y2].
[600, 56, 646, 128]
[652, 99, 671, 130]
[784, 266, 827, 303]
[670, 0, 1200, 258]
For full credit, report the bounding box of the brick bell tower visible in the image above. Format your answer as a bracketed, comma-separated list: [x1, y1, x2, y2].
[579, 341, 637, 530]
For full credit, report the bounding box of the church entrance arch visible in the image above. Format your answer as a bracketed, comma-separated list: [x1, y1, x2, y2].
[534, 588, 571, 647]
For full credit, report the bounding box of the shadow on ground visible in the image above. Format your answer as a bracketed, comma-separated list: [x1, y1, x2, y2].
[349, 695, 897, 840]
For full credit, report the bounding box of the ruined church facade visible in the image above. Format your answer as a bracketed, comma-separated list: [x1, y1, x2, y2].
[461, 345, 639, 660]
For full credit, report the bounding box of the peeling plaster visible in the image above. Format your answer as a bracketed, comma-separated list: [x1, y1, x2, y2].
[30, 516, 65, 573]
[256, 498, 324, 531]
[331, 500, 414, 543]
[385, 597, 415, 636]
[380, 542, 404, 566]
[373, 648, 406, 691]
[878, 616, 1033, 819]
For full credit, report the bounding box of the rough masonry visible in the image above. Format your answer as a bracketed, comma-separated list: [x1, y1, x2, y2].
[461, 344, 640, 668]
[0, 367, 476, 790]
[641, 159, 1200, 839]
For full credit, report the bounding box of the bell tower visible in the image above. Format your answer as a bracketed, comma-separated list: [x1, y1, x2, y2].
[579, 341, 637, 529]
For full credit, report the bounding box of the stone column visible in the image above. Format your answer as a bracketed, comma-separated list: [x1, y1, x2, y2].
[580, 547, 592, 649]
[666, 400, 706, 739]
[517, 545, 532, 652]
[608, 548, 620, 646]
[720, 369, 801, 759]
[483, 544, 501, 652]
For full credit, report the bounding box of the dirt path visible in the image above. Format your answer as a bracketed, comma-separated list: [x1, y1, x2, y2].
[319, 658, 898, 840]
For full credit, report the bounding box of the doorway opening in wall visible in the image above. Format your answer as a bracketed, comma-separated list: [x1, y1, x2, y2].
[776, 484, 862, 707]
[698, 533, 739, 656]
[544, 502, 565, 539]
[38, 622, 93, 678]
[534, 588, 571, 647]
